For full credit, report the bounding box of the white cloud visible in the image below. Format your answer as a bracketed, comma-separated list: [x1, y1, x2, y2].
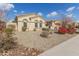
[47, 11, 58, 17]
[37, 12, 43, 16]
[21, 11, 24, 13]
[66, 6, 75, 12]
[0, 3, 14, 11]
[47, 14, 51, 17]
[51, 12, 58, 16]
[13, 10, 17, 13]
[77, 7, 79, 10]
[66, 14, 73, 17]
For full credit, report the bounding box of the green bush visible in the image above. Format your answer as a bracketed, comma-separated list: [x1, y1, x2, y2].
[4, 28, 13, 38]
[33, 28, 36, 31]
[49, 30, 53, 34]
[42, 28, 49, 31]
[22, 27, 26, 32]
[40, 31, 49, 38]
[5, 28, 13, 34]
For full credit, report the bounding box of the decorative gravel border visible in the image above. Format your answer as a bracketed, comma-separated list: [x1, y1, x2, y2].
[0, 46, 43, 56]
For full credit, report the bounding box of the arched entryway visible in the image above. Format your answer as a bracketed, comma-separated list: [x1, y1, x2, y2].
[22, 19, 28, 31]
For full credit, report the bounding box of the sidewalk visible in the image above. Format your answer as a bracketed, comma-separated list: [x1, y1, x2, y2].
[39, 35, 79, 56]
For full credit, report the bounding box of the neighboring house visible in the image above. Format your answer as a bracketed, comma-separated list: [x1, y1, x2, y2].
[15, 13, 45, 31]
[45, 20, 62, 31]
[51, 20, 62, 30]
[51, 18, 76, 30]
[75, 21, 79, 26]
[6, 20, 17, 31]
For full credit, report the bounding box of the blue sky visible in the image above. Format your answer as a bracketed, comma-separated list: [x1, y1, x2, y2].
[0, 3, 79, 21]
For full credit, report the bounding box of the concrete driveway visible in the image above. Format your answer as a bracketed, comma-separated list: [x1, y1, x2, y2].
[39, 34, 79, 56]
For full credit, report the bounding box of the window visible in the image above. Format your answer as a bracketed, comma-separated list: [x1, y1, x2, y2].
[40, 23, 42, 28]
[35, 23, 38, 28]
[39, 21, 42, 28]
[23, 22, 27, 28]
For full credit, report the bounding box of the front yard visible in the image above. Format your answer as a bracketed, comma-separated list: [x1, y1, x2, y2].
[0, 30, 78, 56]
[14, 31, 77, 51]
[1, 21, 78, 56]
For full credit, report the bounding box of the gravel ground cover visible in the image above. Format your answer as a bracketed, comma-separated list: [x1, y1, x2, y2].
[15, 31, 77, 51]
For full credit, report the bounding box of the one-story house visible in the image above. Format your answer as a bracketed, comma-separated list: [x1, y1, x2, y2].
[15, 13, 45, 31]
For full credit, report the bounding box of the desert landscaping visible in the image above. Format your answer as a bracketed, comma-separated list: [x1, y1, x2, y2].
[0, 13, 79, 56]
[0, 26, 78, 56]
[14, 31, 77, 51]
[0, 3, 79, 56]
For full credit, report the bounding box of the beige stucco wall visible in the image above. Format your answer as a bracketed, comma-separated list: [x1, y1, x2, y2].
[27, 22, 35, 31]
[51, 20, 62, 30]
[16, 14, 45, 31]
[17, 21, 23, 31]
[6, 22, 17, 31]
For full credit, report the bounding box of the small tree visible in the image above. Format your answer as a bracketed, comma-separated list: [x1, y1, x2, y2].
[4, 28, 13, 38]
[0, 28, 17, 51]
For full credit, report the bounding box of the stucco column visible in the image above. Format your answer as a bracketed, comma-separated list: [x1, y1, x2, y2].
[38, 23, 40, 28]
[17, 21, 23, 32]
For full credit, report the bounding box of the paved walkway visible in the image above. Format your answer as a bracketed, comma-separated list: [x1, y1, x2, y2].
[39, 34, 79, 56]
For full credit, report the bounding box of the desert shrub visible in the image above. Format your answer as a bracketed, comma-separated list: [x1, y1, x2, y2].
[40, 28, 52, 38]
[49, 30, 53, 34]
[66, 24, 76, 34]
[22, 27, 26, 32]
[0, 28, 18, 51]
[42, 28, 49, 31]
[67, 28, 76, 34]
[40, 31, 49, 38]
[8, 24, 16, 31]
[33, 28, 36, 31]
[4, 28, 13, 38]
[5, 28, 13, 34]
[0, 37, 17, 51]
